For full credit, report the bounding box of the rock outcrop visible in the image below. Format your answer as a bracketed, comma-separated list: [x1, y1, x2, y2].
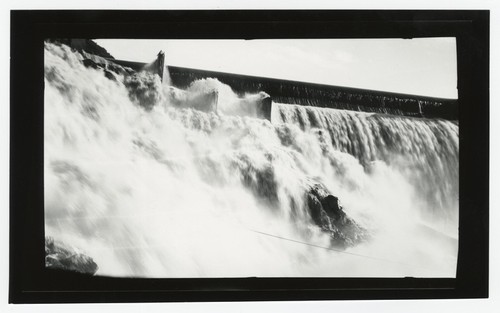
[47, 39, 115, 59]
[306, 183, 368, 248]
[233, 153, 368, 248]
[45, 237, 98, 275]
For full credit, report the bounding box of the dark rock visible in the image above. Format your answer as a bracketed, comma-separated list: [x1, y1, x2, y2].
[82, 58, 101, 70]
[45, 237, 98, 275]
[306, 183, 368, 248]
[307, 192, 324, 225]
[104, 70, 116, 81]
[81, 59, 117, 82]
[48, 39, 114, 59]
[322, 195, 341, 219]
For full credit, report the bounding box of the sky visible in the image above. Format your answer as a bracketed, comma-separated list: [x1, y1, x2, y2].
[95, 38, 457, 99]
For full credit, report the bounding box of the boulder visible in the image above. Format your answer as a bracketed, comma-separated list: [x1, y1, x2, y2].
[103, 70, 117, 82]
[81, 59, 118, 82]
[82, 58, 101, 70]
[306, 183, 368, 248]
[45, 237, 98, 275]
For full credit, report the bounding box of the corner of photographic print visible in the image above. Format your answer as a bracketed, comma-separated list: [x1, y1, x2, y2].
[43, 38, 459, 278]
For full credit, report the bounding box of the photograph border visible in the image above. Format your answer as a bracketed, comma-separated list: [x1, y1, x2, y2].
[9, 10, 489, 303]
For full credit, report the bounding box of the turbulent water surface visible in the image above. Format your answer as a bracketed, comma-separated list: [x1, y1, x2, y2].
[44, 42, 459, 278]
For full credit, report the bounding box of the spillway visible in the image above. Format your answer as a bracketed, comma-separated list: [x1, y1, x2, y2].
[44, 41, 459, 278]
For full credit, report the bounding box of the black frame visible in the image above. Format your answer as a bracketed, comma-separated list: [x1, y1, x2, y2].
[10, 10, 489, 303]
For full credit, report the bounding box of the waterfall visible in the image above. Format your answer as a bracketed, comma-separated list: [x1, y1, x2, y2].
[44, 42, 459, 278]
[272, 103, 459, 226]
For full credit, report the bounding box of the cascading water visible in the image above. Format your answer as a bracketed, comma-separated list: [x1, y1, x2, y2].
[272, 103, 459, 232]
[44, 42, 459, 278]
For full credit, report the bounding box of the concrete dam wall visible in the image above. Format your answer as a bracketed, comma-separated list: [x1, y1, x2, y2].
[167, 65, 458, 120]
[63, 39, 457, 121]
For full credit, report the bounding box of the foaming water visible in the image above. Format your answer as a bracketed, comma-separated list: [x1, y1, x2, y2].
[272, 103, 459, 233]
[44, 42, 458, 278]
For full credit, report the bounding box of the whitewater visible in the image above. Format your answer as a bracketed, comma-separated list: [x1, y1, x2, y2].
[44, 42, 459, 278]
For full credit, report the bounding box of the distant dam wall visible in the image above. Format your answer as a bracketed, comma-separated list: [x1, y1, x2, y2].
[167, 65, 458, 120]
[58, 39, 457, 120]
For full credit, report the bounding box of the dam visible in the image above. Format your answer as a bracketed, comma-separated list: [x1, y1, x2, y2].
[60, 39, 458, 121]
[166, 65, 458, 120]
[44, 40, 459, 278]
[135, 52, 457, 120]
